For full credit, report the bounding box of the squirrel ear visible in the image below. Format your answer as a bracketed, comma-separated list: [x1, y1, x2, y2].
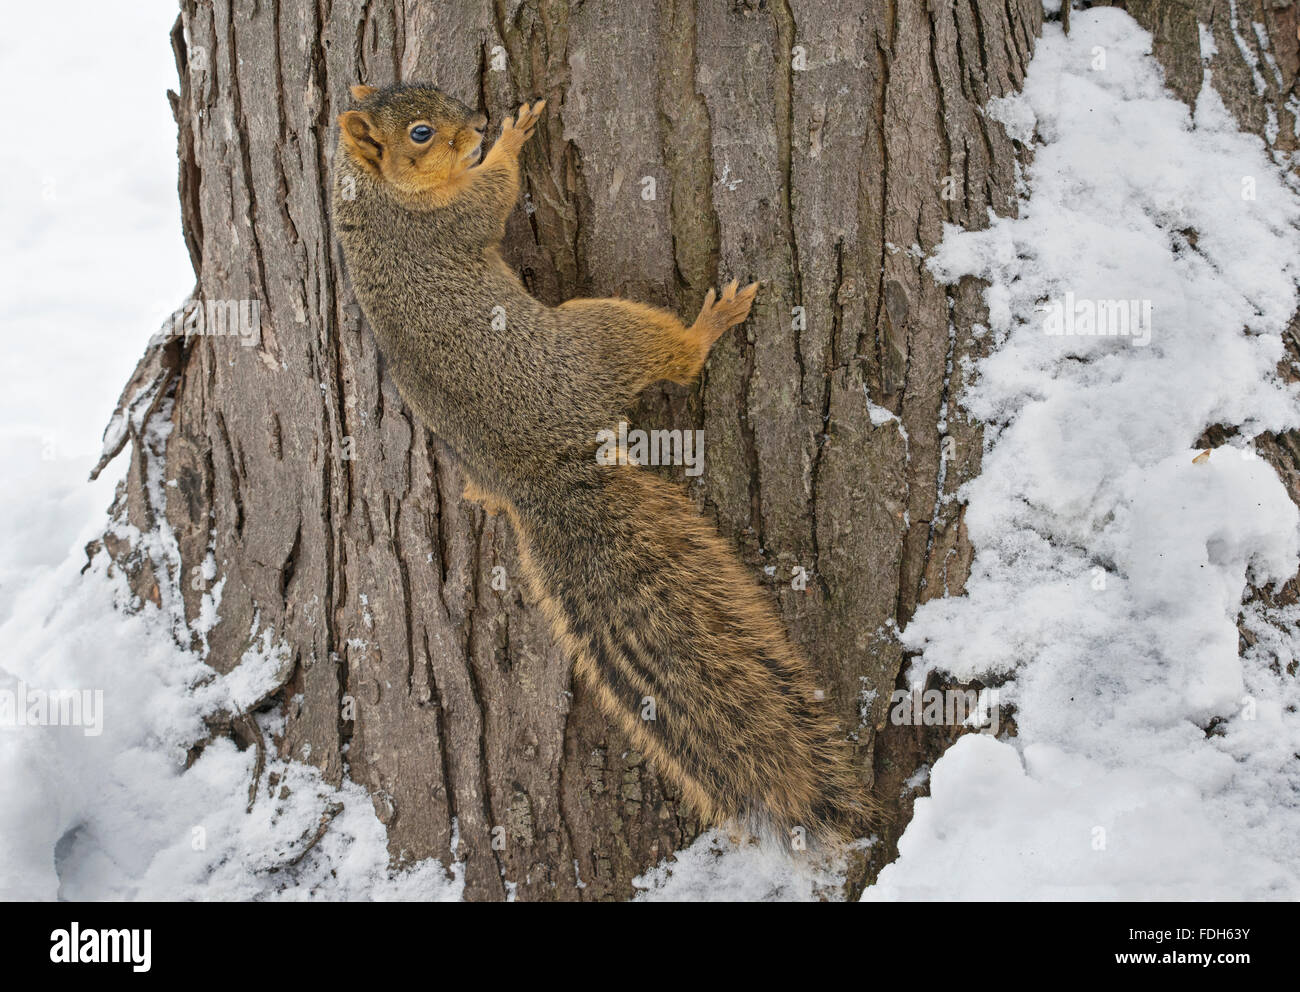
[338, 110, 384, 171]
[349, 84, 376, 102]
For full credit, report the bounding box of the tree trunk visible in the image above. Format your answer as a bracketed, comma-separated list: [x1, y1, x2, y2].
[96, 0, 1043, 901]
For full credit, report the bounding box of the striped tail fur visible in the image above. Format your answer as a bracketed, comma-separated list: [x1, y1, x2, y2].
[509, 462, 874, 844]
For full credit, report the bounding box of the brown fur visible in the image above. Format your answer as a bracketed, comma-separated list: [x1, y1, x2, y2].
[331, 83, 873, 843]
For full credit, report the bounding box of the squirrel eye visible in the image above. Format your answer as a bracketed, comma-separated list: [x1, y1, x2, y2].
[409, 124, 433, 143]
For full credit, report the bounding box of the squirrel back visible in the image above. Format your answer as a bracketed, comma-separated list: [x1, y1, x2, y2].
[332, 83, 874, 845]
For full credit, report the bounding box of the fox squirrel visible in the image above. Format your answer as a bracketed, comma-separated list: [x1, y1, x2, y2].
[332, 83, 872, 843]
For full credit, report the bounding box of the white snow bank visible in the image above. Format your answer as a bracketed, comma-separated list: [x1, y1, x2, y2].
[867, 9, 1300, 900]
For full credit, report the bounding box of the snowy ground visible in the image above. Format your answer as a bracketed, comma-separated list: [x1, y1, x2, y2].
[3, 5, 1298, 901]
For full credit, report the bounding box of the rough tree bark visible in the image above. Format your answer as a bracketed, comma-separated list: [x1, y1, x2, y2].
[94, 0, 1050, 901]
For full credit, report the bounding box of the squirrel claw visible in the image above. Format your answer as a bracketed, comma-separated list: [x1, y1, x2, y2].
[498, 100, 545, 152]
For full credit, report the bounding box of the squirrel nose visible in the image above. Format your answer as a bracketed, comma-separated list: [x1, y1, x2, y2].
[470, 112, 488, 132]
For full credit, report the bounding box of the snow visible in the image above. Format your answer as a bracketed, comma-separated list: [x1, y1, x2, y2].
[2, 535, 463, 900]
[867, 8, 1300, 900]
[632, 830, 864, 902]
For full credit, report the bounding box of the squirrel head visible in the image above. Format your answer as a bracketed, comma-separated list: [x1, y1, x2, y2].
[338, 84, 488, 197]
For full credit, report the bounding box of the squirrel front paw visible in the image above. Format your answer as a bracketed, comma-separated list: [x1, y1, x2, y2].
[498, 100, 546, 153]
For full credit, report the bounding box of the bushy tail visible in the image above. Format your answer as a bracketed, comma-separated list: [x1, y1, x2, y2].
[511, 464, 873, 844]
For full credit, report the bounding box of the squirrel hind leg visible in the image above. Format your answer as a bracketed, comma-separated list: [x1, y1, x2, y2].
[656, 279, 760, 385]
[558, 298, 707, 390]
[556, 283, 758, 396]
[642, 280, 762, 387]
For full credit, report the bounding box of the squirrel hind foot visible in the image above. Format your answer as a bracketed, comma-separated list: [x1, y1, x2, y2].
[690, 279, 760, 348]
